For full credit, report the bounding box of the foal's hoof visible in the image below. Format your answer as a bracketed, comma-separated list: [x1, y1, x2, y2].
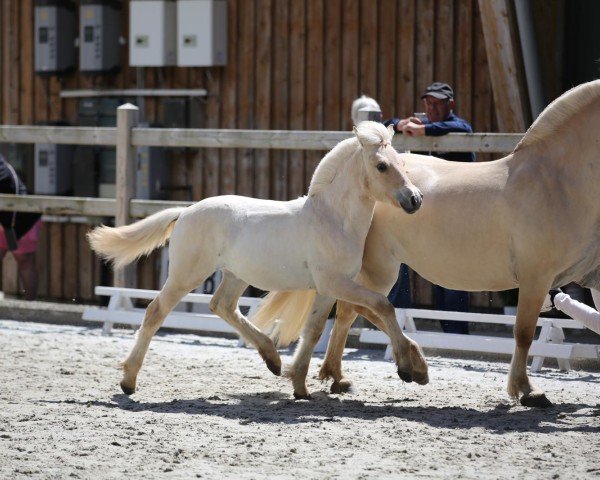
[413, 373, 429, 386]
[265, 358, 281, 376]
[397, 369, 413, 383]
[293, 392, 312, 400]
[520, 392, 553, 408]
[120, 382, 135, 396]
[330, 380, 353, 394]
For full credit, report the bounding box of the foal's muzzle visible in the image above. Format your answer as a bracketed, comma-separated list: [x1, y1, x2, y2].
[397, 187, 423, 214]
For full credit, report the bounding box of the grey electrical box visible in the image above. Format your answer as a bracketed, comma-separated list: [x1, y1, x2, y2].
[34, 143, 73, 194]
[129, 0, 176, 67]
[79, 0, 122, 73]
[177, 0, 227, 66]
[34, 0, 76, 74]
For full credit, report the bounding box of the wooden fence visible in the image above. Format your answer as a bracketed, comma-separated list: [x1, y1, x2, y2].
[0, 108, 523, 306]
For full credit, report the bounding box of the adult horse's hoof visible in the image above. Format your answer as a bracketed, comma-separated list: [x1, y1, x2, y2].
[120, 382, 135, 396]
[293, 392, 312, 400]
[331, 379, 353, 394]
[265, 359, 281, 376]
[397, 369, 413, 383]
[520, 392, 553, 408]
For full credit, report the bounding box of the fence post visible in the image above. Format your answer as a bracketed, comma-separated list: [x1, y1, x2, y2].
[114, 103, 139, 288]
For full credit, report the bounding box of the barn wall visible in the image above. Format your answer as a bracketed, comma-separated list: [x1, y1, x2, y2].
[0, 0, 505, 308]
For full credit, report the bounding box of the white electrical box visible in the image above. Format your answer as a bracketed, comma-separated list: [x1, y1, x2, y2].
[129, 0, 176, 67]
[177, 0, 227, 66]
[34, 144, 73, 195]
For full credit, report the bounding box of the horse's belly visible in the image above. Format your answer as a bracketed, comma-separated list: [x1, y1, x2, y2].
[401, 247, 518, 291]
[224, 256, 317, 291]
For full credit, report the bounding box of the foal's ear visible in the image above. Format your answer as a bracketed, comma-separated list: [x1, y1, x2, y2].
[353, 126, 364, 146]
[387, 124, 395, 138]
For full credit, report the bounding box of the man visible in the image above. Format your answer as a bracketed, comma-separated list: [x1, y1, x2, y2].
[0, 154, 42, 300]
[385, 82, 474, 334]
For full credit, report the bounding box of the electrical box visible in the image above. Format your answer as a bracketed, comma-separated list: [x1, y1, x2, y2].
[79, 0, 122, 73]
[34, 0, 76, 74]
[177, 0, 227, 66]
[129, 0, 176, 67]
[34, 143, 73, 194]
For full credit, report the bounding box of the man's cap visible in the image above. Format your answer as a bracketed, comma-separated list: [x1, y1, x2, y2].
[421, 82, 454, 100]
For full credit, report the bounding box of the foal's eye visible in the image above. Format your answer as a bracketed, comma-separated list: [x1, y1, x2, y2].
[376, 162, 388, 172]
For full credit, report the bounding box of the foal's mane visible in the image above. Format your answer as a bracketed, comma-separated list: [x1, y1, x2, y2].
[515, 79, 600, 152]
[308, 121, 391, 196]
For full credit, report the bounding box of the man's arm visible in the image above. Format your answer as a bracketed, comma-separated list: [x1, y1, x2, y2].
[424, 118, 473, 136]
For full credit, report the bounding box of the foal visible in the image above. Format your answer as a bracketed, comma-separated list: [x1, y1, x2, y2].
[88, 121, 428, 395]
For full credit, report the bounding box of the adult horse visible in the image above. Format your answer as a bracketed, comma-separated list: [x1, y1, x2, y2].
[253, 80, 600, 407]
[88, 121, 428, 395]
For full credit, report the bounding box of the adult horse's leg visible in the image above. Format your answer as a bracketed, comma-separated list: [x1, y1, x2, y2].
[209, 270, 282, 376]
[120, 276, 201, 395]
[286, 295, 336, 399]
[507, 282, 552, 408]
[316, 275, 428, 385]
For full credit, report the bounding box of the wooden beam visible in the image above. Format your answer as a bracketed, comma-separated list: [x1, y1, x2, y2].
[115, 103, 139, 288]
[478, 0, 527, 132]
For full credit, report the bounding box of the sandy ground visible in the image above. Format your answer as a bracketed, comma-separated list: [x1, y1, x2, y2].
[0, 319, 599, 480]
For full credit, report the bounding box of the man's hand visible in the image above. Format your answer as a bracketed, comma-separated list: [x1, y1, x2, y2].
[402, 121, 426, 136]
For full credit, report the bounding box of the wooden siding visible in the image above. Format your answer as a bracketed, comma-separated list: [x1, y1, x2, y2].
[0, 0, 506, 309]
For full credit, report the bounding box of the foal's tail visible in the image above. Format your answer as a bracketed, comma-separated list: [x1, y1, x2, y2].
[252, 290, 317, 347]
[87, 207, 186, 270]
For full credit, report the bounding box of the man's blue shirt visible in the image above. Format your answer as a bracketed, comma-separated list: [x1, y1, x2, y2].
[385, 112, 475, 162]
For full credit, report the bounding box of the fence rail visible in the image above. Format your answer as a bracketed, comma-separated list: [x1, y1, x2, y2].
[0, 125, 522, 152]
[0, 110, 524, 222]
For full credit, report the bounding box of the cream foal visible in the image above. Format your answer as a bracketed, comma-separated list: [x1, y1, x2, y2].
[88, 121, 427, 396]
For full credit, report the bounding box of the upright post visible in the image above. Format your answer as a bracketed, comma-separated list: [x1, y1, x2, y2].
[114, 103, 139, 288]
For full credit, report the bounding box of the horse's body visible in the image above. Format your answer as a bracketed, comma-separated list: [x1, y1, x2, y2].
[255, 81, 600, 406]
[88, 121, 428, 395]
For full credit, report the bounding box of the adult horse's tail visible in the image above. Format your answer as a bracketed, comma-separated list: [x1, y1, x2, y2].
[252, 290, 317, 347]
[87, 207, 186, 269]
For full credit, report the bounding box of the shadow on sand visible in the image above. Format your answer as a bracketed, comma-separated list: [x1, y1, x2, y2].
[45, 391, 600, 435]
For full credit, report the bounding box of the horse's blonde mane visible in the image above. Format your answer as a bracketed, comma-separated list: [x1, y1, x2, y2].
[308, 121, 391, 196]
[515, 80, 600, 151]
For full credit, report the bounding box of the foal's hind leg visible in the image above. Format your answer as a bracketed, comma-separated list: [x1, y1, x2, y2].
[287, 295, 335, 399]
[120, 277, 199, 395]
[210, 270, 282, 376]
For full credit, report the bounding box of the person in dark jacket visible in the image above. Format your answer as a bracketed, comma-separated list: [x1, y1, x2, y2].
[0, 154, 42, 300]
[385, 82, 474, 334]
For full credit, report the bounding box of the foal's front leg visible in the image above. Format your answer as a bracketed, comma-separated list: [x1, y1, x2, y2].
[316, 275, 428, 385]
[319, 300, 360, 393]
[286, 295, 336, 399]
